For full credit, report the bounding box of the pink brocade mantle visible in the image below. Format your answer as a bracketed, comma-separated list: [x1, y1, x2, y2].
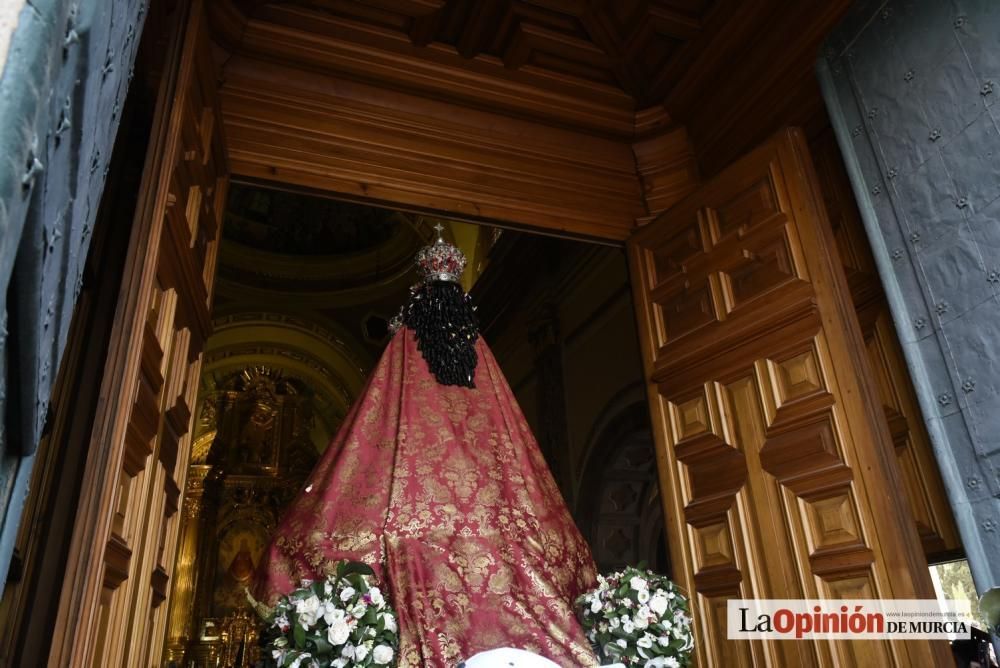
[255, 329, 599, 667]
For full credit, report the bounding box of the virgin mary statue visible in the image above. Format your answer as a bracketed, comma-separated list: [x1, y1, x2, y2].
[255, 227, 600, 667]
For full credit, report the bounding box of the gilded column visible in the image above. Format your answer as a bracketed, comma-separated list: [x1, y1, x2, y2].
[163, 465, 213, 664]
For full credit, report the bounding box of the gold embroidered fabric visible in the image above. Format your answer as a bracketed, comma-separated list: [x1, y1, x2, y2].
[256, 329, 599, 666]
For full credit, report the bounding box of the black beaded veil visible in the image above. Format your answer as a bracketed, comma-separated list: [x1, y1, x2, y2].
[390, 224, 480, 388]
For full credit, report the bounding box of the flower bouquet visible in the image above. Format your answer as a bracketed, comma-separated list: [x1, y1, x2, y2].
[575, 566, 693, 668]
[254, 561, 399, 668]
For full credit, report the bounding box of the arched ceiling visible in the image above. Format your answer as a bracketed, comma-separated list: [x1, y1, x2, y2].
[224, 183, 400, 255]
[197, 310, 373, 450]
[217, 183, 423, 301]
[215, 181, 492, 309]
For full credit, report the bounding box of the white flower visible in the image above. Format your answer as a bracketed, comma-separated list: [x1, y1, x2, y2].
[327, 619, 351, 646]
[622, 619, 635, 634]
[630, 576, 649, 591]
[609, 617, 621, 628]
[373, 644, 394, 664]
[300, 578, 314, 588]
[341, 644, 356, 659]
[323, 602, 345, 626]
[616, 639, 628, 649]
[295, 595, 322, 628]
[665, 658, 680, 668]
[354, 644, 370, 661]
[667, 592, 675, 599]
[381, 612, 397, 633]
[272, 649, 287, 662]
[649, 594, 669, 616]
[368, 587, 385, 606]
[340, 586, 356, 602]
[324, 580, 334, 596]
[332, 660, 348, 668]
[274, 615, 290, 633]
[644, 660, 666, 668]
[634, 613, 649, 630]
[637, 635, 654, 649]
[658, 635, 671, 646]
[637, 589, 651, 604]
[590, 598, 603, 613]
[351, 602, 367, 618]
[289, 654, 311, 668]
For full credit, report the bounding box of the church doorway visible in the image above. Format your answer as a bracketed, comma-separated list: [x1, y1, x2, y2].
[157, 179, 663, 665]
[0, 1, 970, 665]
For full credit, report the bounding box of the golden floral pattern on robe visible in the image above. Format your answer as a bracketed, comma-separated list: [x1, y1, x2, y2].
[255, 328, 599, 666]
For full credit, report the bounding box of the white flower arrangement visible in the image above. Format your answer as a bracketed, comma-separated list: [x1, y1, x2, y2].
[575, 567, 693, 668]
[256, 561, 399, 668]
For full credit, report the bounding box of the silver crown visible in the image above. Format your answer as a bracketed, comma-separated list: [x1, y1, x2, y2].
[414, 223, 466, 284]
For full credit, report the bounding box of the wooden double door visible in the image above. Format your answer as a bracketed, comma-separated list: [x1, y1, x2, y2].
[42, 3, 952, 666]
[628, 132, 952, 666]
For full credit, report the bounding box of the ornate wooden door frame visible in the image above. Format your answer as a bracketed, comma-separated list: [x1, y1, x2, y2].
[43, 4, 949, 661]
[49, 1, 229, 664]
[626, 129, 948, 665]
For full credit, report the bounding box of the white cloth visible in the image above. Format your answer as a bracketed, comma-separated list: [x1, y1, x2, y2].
[460, 648, 624, 668]
[460, 648, 561, 667]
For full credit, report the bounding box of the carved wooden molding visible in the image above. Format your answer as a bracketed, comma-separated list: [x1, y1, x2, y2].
[219, 55, 648, 238]
[632, 121, 700, 219]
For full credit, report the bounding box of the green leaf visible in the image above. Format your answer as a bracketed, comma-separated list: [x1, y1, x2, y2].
[311, 635, 332, 656]
[293, 623, 306, 649]
[340, 561, 376, 578]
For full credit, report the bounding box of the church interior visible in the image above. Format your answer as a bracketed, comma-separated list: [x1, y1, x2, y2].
[0, 0, 995, 665]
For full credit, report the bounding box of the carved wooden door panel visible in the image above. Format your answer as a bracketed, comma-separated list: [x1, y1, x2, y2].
[627, 129, 949, 667]
[810, 131, 961, 562]
[50, 2, 228, 665]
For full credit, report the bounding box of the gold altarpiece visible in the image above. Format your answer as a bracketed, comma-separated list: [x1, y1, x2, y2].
[164, 367, 319, 667]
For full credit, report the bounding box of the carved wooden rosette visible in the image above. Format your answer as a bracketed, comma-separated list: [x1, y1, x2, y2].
[628, 130, 950, 666]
